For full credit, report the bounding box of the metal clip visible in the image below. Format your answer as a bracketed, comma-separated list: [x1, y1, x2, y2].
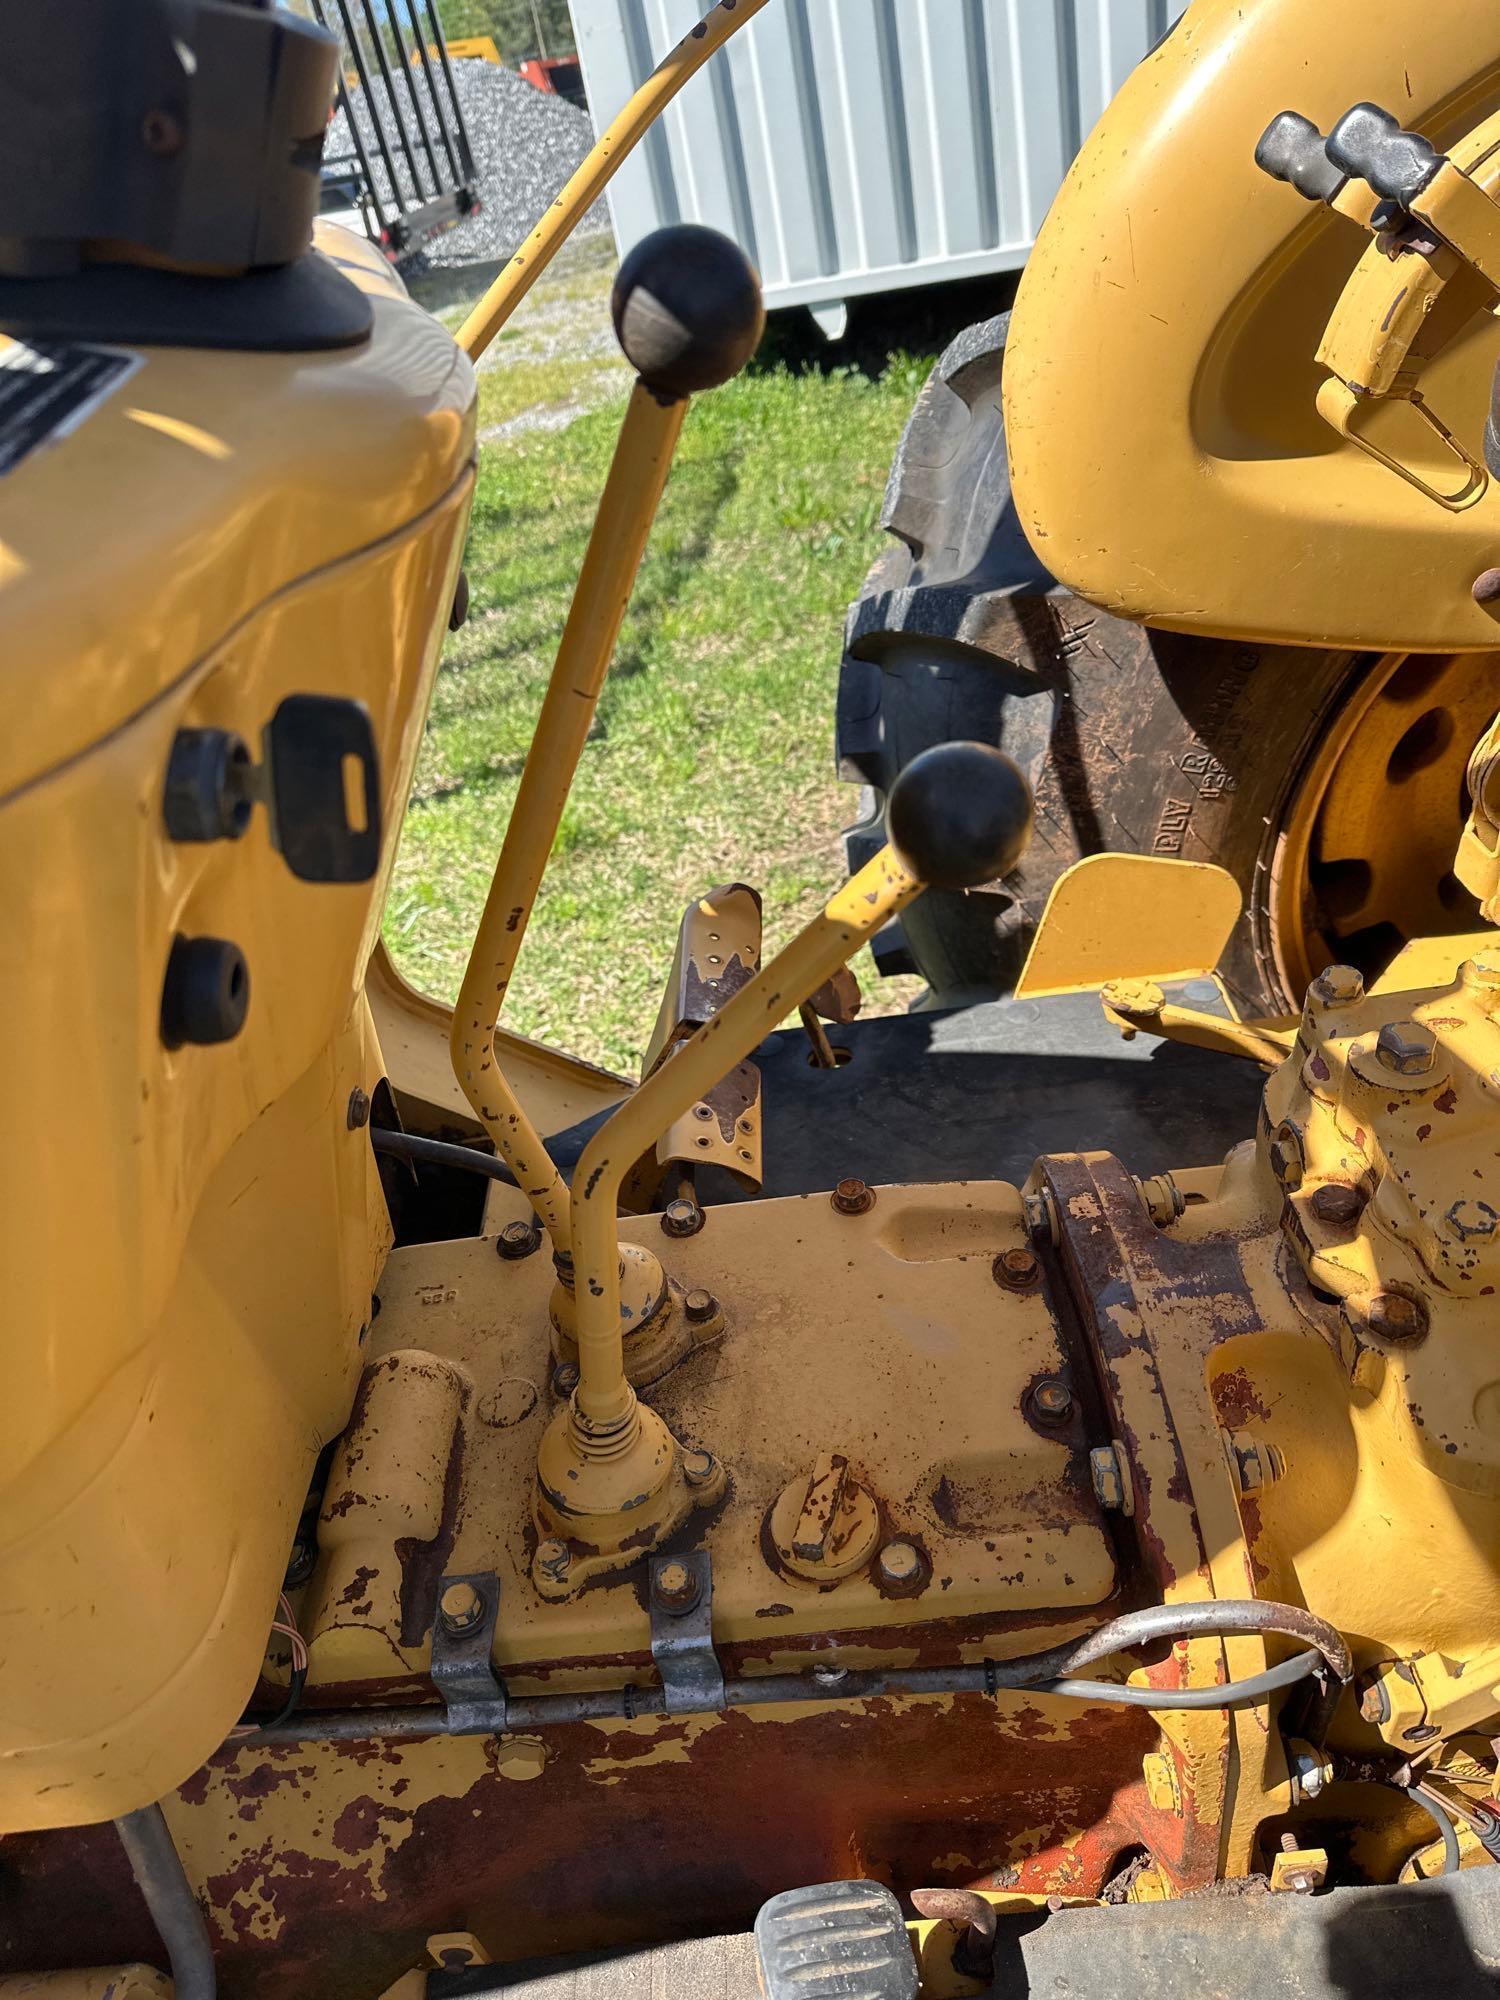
[1316, 377, 1488, 512]
[430, 1571, 508, 1735]
[649, 1551, 724, 1714]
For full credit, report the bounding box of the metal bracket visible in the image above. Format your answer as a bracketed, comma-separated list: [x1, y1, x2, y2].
[430, 1571, 508, 1735]
[649, 1551, 724, 1714]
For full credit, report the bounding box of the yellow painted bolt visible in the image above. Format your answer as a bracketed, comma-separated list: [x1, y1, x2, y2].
[494, 1737, 548, 1783]
[439, 1582, 484, 1634]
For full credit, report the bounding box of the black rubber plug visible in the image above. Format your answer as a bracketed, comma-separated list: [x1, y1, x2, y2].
[885, 740, 1034, 891]
[610, 223, 765, 398]
[160, 935, 251, 1048]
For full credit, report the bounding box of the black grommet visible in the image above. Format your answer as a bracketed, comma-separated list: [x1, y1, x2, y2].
[163, 729, 255, 843]
[160, 935, 251, 1047]
[886, 741, 1034, 891]
[610, 223, 765, 398]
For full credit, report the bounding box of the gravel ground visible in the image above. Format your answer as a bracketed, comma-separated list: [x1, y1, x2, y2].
[327, 60, 610, 271]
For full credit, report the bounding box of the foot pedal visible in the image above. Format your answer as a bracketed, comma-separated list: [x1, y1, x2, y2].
[753, 1880, 917, 1999]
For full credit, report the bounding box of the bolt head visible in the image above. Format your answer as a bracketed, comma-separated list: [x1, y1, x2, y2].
[831, 1178, 875, 1216]
[1349, 1289, 1430, 1344]
[876, 1540, 923, 1587]
[1312, 964, 1365, 1007]
[1031, 1377, 1074, 1425]
[682, 1447, 717, 1488]
[662, 1197, 704, 1239]
[1090, 1445, 1126, 1511]
[684, 1287, 718, 1324]
[497, 1218, 542, 1260]
[653, 1559, 700, 1612]
[1376, 1019, 1437, 1076]
[346, 1086, 371, 1130]
[552, 1361, 580, 1396]
[439, 1581, 484, 1634]
[494, 1736, 548, 1781]
[1310, 1182, 1365, 1228]
[535, 1538, 570, 1583]
[1446, 1197, 1499, 1243]
[993, 1246, 1041, 1291]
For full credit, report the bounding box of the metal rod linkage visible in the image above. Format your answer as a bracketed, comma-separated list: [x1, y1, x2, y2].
[116, 1804, 217, 2000]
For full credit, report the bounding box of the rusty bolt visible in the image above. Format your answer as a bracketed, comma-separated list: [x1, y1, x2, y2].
[535, 1538, 571, 1585]
[1268, 1126, 1305, 1190]
[1311, 964, 1365, 1007]
[1030, 1378, 1074, 1426]
[684, 1287, 718, 1324]
[993, 1246, 1041, 1291]
[1446, 1197, 1499, 1243]
[1310, 1182, 1366, 1228]
[439, 1581, 484, 1635]
[1090, 1444, 1127, 1511]
[552, 1360, 579, 1396]
[877, 1540, 923, 1587]
[1347, 1289, 1430, 1345]
[661, 1196, 704, 1238]
[831, 1177, 875, 1215]
[497, 1218, 542, 1260]
[142, 108, 184, 155]
[682, 1447, 717, 1488]
[653, 1560, 700, 1614]
[1376, 1019, 1437, 1076]
[1358, 1674, 1392, 1725]
[346, 1086, 371, 1130]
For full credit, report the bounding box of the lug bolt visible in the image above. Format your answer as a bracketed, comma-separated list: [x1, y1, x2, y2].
[993, 1246, 1041, 1291]
[1310, 1183, 1365, 1228]
[1376, 1020, 1436, 1076]
[346, 1086, 371, 1130]
[876, 1540, 923, 1588]
[832, 1178, 875, 1215]
[682, 1447, 717, 1487]
[684, 1287, 718, 1324]
[497, 1218, 543, 1260]
[1311, 964, 1365, 1007]
[535, 1538, 571, 1585]
[662, 1196, 704, 1238]
[1030, 1378, 1074, 1425]
[653, 1559, 700, 1613]
[439, 1581, 484, 1635]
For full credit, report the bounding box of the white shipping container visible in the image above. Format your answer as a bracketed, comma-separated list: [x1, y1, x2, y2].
[568, 0, 1179, 335]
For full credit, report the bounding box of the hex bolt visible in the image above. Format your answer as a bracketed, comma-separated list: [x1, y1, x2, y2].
[1024, 1188, 1060, 1245]
[535, 1538, 571, 1586]
[1348, 1289, 1430, 1345]
[1268, 1126, 1305, 1190]
[1311, 964, 1366, 1008]
[831, 1178, 875, 1216]
[684, 1287, 718, 1324]
[681, 1447, 717, 1488]
[1376, 1020, 1437, 1076]
[1031, 1378, 1074, 1426]
[439, 1581, 484, 1635]
[653, 1559, 701, 1614]
[552, 1360, 580, 1397]
[876, 1540, 923, 1588]
[1446, 1198, 1499, 1243]
[494, 1737, 548, 1782]
[661, 1196, 704, 1239]
[1090, 1444, 1127, 1511]
[1310, 1183, 1365, 1228]
[346, 1087, 371, 1131]
[1358, 1675, 1392, 1725]
[496, 1218, 543, 1261]
[993, 1246, 1041, 1291]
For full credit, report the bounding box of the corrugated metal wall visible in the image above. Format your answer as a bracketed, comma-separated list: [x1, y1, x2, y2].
[569, 0, 1177, 323]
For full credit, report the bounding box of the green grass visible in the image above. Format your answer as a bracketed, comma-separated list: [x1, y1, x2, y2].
[388, 242, 930, 1074]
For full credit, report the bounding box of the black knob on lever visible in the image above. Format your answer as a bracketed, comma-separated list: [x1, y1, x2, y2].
[886, 741, 1033, 892]
[1326, 103, 1445, 208]
[1255, 111, 1346, 204]
[611, 223, 766, 400]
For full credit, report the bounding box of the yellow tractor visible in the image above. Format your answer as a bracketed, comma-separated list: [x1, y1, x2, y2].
[6, 1, 1500, 1994]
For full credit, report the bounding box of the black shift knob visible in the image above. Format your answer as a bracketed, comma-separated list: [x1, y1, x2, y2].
[886, 742, 1033, 892]
[611, 223, 765, 399]
[1255, 111, 1344, 204]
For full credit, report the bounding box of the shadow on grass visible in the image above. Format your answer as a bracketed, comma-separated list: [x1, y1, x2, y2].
[751, 267, 1022, 381]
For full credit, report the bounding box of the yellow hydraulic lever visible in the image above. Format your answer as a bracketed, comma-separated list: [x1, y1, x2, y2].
[450, 228, 766, 1263]
[457, 0, 772, 362]
[531, 742, 1034, 1594]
